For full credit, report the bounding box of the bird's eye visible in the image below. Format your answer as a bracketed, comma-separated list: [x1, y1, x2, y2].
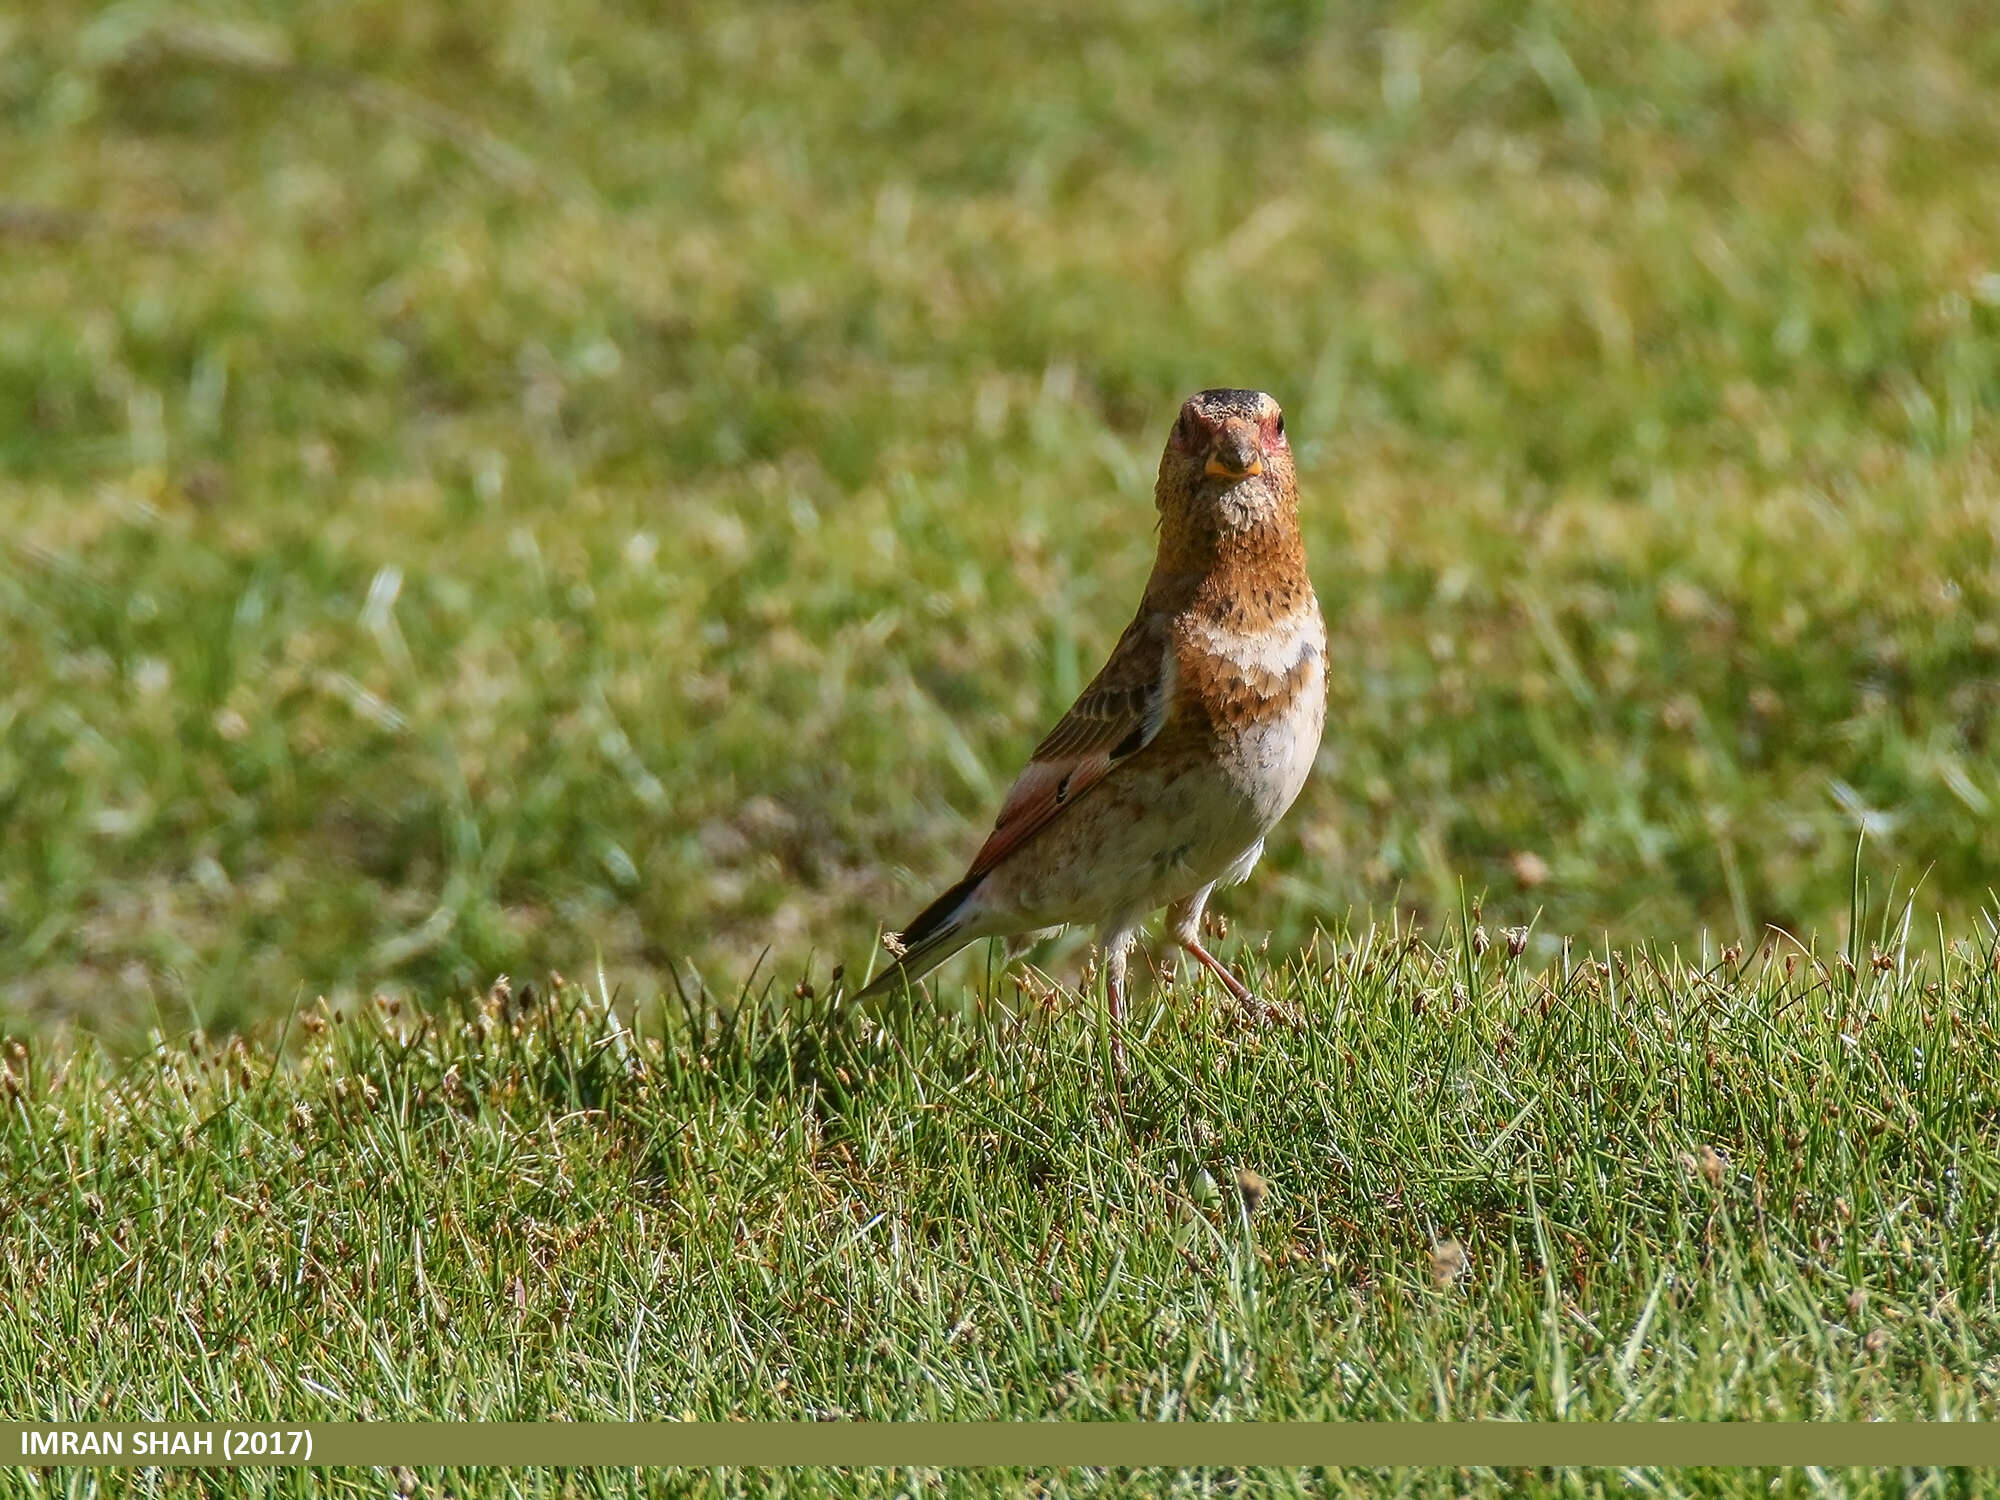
[1274, 414, 1286, 439]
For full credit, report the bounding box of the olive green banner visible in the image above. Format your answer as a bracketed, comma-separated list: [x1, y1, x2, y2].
[4, 1423, 1998, 1468]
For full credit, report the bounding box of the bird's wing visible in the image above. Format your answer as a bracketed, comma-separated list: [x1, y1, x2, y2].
[963, 611, 1175, 881]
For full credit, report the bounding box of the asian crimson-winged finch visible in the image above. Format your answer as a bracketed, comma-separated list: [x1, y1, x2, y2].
[859, 389, 1325, 1050]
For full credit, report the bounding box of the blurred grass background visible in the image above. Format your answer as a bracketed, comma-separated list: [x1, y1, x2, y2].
[2, 0, 1997, 1041]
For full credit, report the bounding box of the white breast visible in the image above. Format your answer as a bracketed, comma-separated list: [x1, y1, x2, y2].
[1188, 608, 1324, 679]
[1192, 604, 1328, 827]
[1238, 659, 1325, 820]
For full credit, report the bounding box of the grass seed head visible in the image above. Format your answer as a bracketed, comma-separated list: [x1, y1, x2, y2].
[1696, 1144, 1727, 1188]
[1510, 851, 1550, 888]
[1430, 1237, 1467, 1289]
[1235, 1168, 1268, 1212]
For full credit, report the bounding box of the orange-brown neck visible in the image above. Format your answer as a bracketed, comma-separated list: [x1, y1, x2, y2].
[1144, 480, 1313, 628]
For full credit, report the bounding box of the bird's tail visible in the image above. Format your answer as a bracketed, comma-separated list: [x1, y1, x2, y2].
[854, 874, 988, 1002]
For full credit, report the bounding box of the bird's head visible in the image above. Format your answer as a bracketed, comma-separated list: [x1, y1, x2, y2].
[1155, 388, 1295, 535]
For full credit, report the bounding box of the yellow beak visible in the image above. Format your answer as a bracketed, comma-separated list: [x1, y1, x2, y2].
[1204, 453, 1263, 479]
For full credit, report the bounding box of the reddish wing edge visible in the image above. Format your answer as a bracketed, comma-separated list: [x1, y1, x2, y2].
[962, 751, 1116, 882]
[959, 616, 1173, 883]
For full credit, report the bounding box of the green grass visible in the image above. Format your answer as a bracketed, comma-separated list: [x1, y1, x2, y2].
[6, 928, 2000, 1492]
[4, 0, 1999, 1037]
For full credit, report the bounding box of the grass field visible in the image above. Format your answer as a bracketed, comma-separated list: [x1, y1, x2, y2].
[4, 0, 1998, 1037]
[5, 0, 2000, 1484]
[7, 933, 2000, 1490]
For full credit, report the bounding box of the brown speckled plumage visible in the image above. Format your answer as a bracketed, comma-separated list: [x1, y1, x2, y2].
[862, 390, 1326, 1063]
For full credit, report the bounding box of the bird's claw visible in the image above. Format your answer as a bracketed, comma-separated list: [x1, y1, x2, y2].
[1236, 993, 1304, 1030]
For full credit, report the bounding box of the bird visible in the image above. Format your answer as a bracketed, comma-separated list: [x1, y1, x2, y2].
[857, 388, 1326, 1061]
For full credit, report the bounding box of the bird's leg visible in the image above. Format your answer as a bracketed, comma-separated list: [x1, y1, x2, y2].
[1167, 890, 1267, 1025]
[1183, 934, 1259, 1008]
[1102, 929, 1134, 1076]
